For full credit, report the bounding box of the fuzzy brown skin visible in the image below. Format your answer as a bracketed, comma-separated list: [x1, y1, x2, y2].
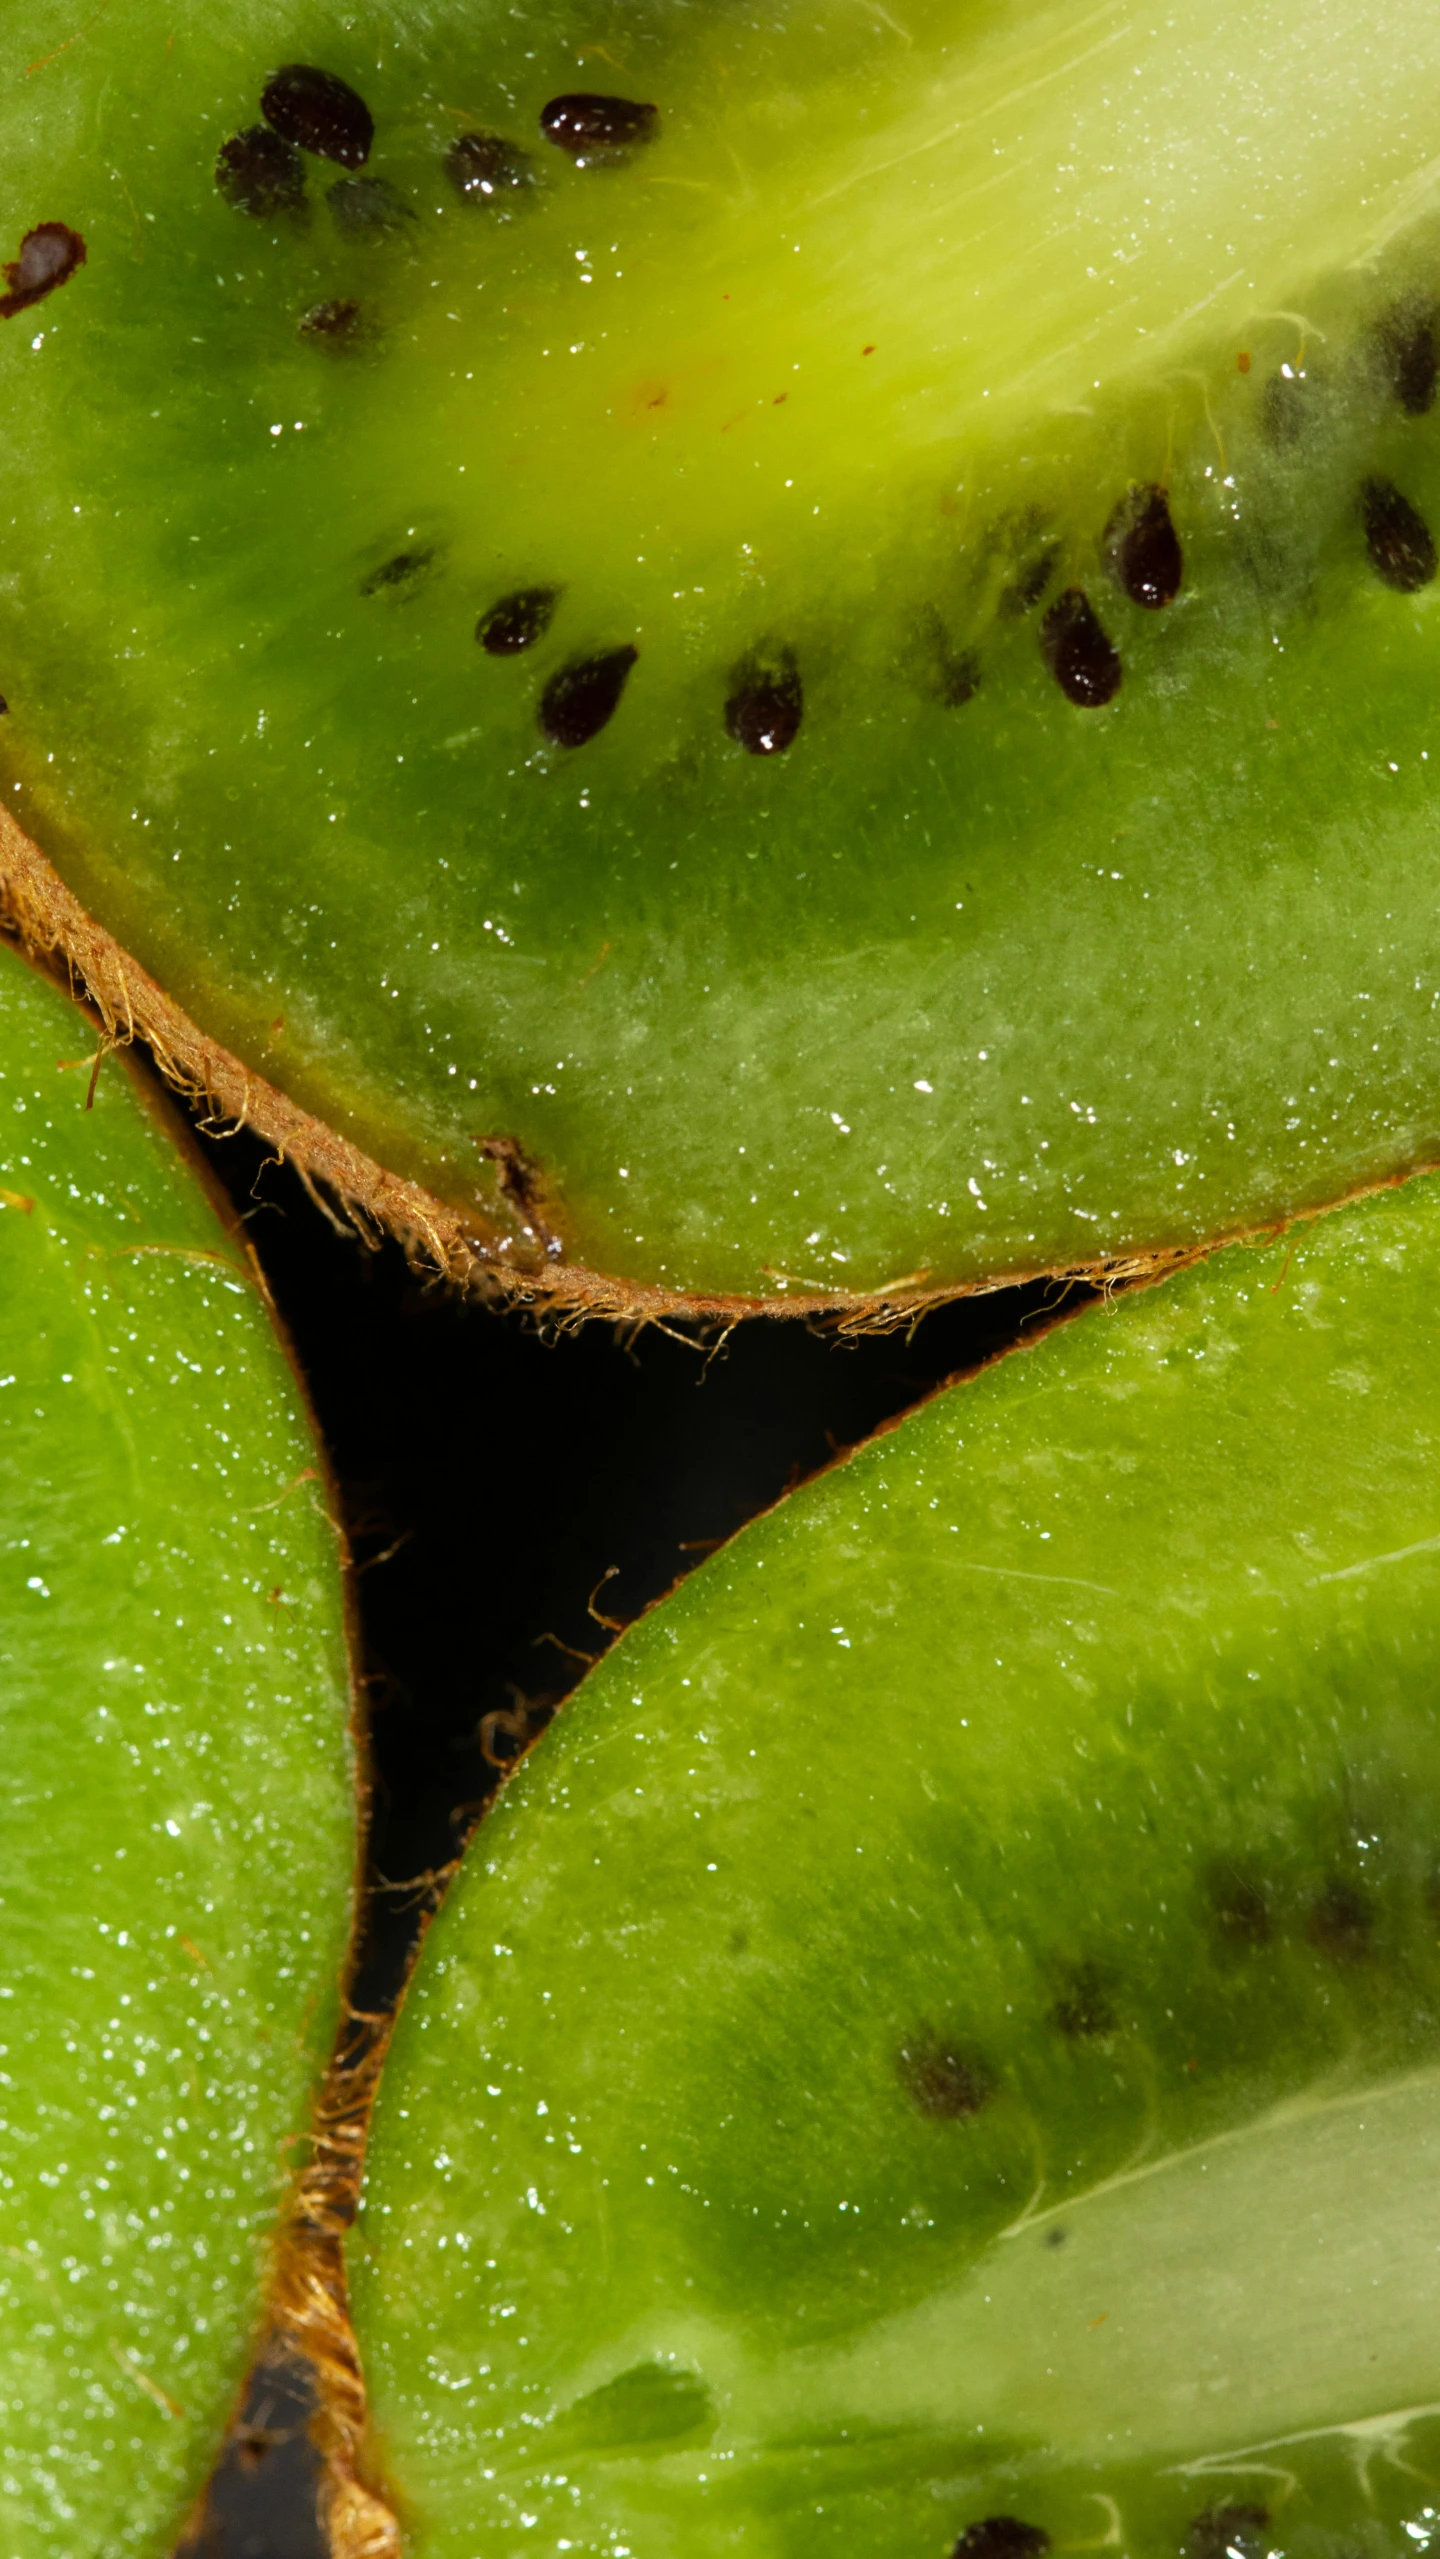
[12, 802, 1440, 1329]
[0, 801, 1246, 1330]
[268, 2002, 405, 2559]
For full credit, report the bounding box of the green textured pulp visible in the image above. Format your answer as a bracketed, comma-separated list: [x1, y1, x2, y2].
[9, 2, 1440, 1292]
[354, 1170, 1440, 2557]
[0, 943, 357, 2556]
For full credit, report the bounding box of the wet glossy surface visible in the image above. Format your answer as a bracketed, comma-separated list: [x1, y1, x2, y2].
[0, 944, 357, 2556]
[10, 1, 1440, 1296]
[354, 1170, 1440, 2557]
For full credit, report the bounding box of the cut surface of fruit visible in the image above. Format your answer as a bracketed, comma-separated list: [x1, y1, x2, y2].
[0, 940, 358, 2555]
[352, 1169, 1440, 2555]
[8, 1, 1440, 1301]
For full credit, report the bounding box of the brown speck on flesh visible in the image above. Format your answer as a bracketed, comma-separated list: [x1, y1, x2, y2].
[1362, 476, 1437, 592]
[1039, 589, 1122, 707]
[897, 2036, 991, 2119]
[477, 587, 561, 656]
[1105, 484, 1182, 609]
[725, 648, 803, 755]
[539, 94, 659, 164]
[952, 2519, 1051, 2559]
[1236, 349, 1251, 373]
[262, 64, 374, 167]
[0, 221, 86, 319]
[476, 1134, 563, 1260]
[216, 128, 305, 218]
[540, 646, 638, 747]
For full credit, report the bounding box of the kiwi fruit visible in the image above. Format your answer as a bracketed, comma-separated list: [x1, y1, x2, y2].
[350, 1168, 1440, 2555]
[0, 938, 359, 2555]
[7, 0, 1440, 1308]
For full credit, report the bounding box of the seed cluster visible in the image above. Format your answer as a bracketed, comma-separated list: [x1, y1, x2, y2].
[951, 2500, 1273, 2559]
[211, 64, 1440, 767]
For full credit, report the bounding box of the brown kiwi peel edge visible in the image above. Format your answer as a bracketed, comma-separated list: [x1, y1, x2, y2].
[9, 797, 1425, 1333]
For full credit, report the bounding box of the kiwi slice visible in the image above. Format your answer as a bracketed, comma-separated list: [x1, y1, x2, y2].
[0, 938, 359, 2554]
[7, 2, 1440, 1309]
[350, 1169, 1440, 2554]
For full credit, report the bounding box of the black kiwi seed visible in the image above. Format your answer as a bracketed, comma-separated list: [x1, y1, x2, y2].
[261, 64, 374, 169]
[725, 649, 804, 756]
[1306, 1875, 1374, 1961]
[1362, 476, 1437, 592]
[446, 131, 538, 205]
[361, 549, 435, 596]
[215, 127, 306, 218]
[1384, 309, 1439, 415]
[539, 94, 660, 164]
[327, 176, 414, 238]
[952, 2519, 1051, 2559]
[896, 2037, 991, 2120]
[1039, 589, 1122, 708]
[1207, 1866, 1272, 1950]
[299, 297, 370, 348]
[1000, 546, 1059, 618]
[1105, 484, 1183, 610]
[1048, 1961, 1116, 2039]
[540, 647, 639, 748]
[477, 587, 562, 656]
[0, 222, 86, 320]
[1183, 2503, 1270, 2559]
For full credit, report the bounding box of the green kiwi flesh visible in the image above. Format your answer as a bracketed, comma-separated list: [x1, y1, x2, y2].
[8, 4, 1440, 1298]
[353, 1168, 1440, 2555]
[0, 940, 358, 2555]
